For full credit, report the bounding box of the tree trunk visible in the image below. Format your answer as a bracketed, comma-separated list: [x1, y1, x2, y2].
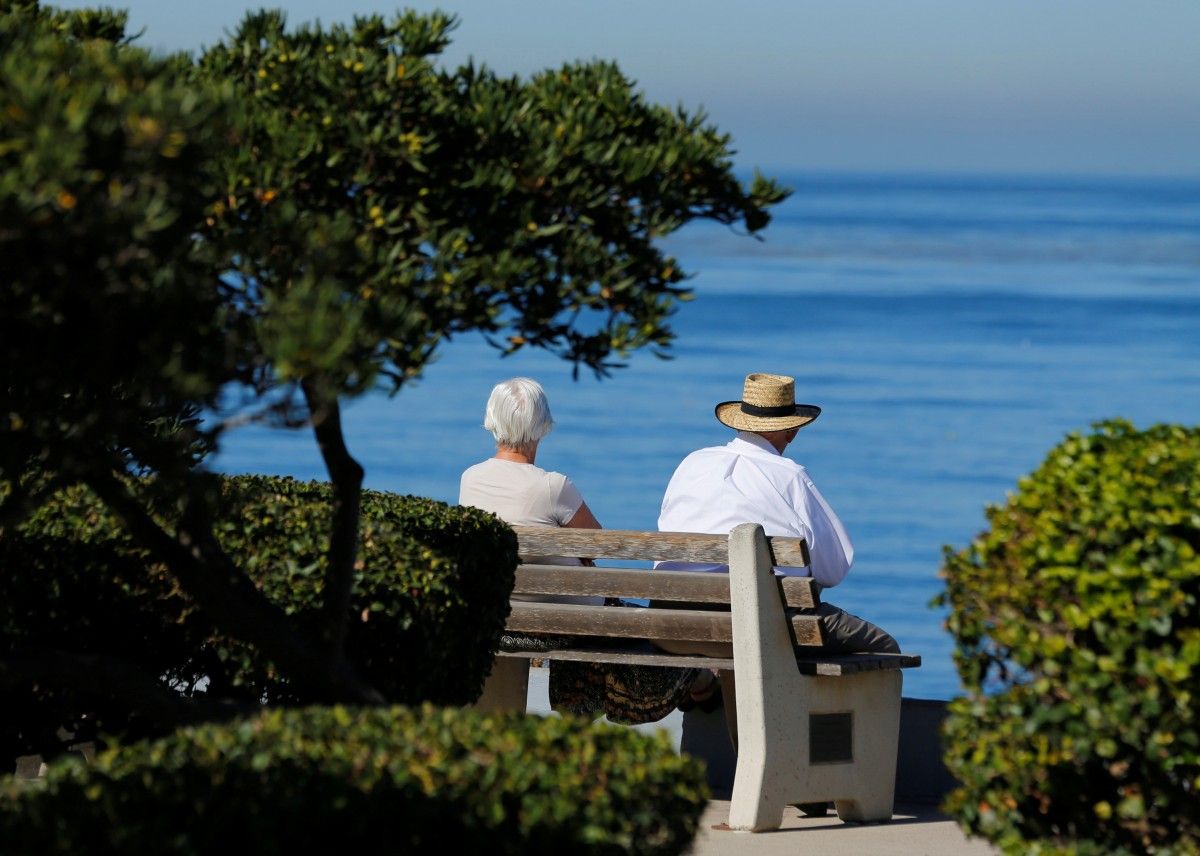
[88, 470, 383, 706]
[302, 378, 364, 658]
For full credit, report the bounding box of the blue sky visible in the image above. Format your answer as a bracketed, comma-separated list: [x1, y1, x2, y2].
[55, 0, 1200, 177]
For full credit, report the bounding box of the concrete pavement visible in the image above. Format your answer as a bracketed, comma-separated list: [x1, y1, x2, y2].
[687, 801, 998, 855]
[528, 666, 998, 855]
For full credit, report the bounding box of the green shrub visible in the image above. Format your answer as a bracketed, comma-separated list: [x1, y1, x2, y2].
[0, 705, 708, 855]
[208, 476, 517, 707]
[1, 476, 516, 758]
[937, 420, 1200, 854]
[0, 489, 201, 760]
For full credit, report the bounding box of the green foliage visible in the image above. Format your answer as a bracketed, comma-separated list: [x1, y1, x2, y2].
[0, 705, 709, 855]
[0, 0, 130, 42]
[0, 2, 238, 490]
[195, 9, 788, 395]
[1, 476, 516, 758]
[208, 476, 517, 707]
[3, 0, 785, 724]
[0, 510, 193, 757]
[937, 420, 1200, 854]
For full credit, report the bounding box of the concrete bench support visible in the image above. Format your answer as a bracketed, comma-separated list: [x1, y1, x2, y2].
[727, 523, 902, 830]
[474, 656, 530, 713]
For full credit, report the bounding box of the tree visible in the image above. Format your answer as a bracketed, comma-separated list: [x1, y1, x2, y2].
[0, 1, 384, 725]
[1, 2, 788, 730]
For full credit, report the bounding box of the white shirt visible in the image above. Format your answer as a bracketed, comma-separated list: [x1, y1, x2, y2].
[656, 431, 854, 587]
[458, 458, 583, 527]
[458, 457, 599, 605]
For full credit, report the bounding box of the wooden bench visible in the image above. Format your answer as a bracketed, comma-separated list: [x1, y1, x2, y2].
[474, 522, 921, 832]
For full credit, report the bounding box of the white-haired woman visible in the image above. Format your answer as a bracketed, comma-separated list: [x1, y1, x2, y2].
[458, 377, 601, 531]
[459, 377, 700, 723]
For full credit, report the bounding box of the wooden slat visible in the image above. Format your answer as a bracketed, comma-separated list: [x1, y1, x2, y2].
[511, 527, 809, 568]
[506, 602, 730, 642]
[779, 576, 820, 609]
[497, 647, 736, 670]
[505, 601, 823, 647]
[513, 565, 819, 609]
[495, 648, 921, 675]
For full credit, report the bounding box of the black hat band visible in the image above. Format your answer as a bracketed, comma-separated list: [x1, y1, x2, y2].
[739, 403, 798, 418]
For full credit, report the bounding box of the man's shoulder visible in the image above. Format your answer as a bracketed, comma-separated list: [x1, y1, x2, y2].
[677, 441, 807, 474]
[678, 443, 727, 460]
[671, 443, 732, 470]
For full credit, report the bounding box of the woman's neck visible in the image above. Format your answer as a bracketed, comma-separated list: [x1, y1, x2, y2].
[494, 444, 536, 465]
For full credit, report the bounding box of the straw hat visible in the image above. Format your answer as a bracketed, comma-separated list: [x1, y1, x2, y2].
[714, 373, 821, 432]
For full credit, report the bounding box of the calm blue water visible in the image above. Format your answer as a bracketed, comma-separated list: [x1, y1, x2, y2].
[211, 173, 1200, 701]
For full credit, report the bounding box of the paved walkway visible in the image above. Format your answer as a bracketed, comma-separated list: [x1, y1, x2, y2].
[528, 667, 998, 855]
[687, 801, 998, 855]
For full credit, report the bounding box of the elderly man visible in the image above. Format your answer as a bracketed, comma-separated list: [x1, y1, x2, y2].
[655, 373, 899, 778]
[658, 372, 898, 656]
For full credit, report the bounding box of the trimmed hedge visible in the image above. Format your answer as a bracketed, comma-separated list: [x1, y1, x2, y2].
[1, 475, 516, 758]
[206, 476, 517, 707]
[0, 525, 196, 757]
[0, 705, 709, 855]
[937, 420, 1200, 855]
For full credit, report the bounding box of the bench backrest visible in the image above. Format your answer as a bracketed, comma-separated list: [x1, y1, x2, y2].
[513, 528, 811, 567]
[507, 526, 824, 647]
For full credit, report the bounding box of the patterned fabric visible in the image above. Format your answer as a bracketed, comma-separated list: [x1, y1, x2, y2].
[548, 660, 699, 725]
[500, 632, 699, 725]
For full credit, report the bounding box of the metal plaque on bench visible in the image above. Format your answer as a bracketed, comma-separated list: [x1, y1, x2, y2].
[809, 712, 854, 764]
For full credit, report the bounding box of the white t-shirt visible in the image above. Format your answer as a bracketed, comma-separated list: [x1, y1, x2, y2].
[459, 458, 583, 526]
[459, 457, 599, 604]
[657, 431, 854, 588]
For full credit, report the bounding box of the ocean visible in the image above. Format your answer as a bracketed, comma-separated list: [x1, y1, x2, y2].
[211, 172, 1200, 700]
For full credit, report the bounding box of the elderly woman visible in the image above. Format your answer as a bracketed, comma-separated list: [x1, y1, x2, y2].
[459, 377, 601, 534]
[459, 377, 703, 722]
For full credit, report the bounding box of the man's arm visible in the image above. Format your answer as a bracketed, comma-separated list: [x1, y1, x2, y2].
[794, 476, 853, 587]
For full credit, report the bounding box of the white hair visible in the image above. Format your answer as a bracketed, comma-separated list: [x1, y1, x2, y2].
[483, 377, 554, 448]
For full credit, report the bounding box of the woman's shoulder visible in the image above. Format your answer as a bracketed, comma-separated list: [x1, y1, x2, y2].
[538, 467, 577, 493]
[460, 458, 493, 477]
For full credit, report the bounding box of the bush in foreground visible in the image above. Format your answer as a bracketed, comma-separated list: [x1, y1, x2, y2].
[207, 476, 517, 708]
[0, 705, 708, 855]
[2, 476, 516, 758]
[938, 420, 1199, 854]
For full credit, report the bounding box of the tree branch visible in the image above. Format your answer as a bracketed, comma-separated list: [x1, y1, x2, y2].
[1, 647, 256, 727]
[86, 469, 383, 705]
[301, 378, 364, 658]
